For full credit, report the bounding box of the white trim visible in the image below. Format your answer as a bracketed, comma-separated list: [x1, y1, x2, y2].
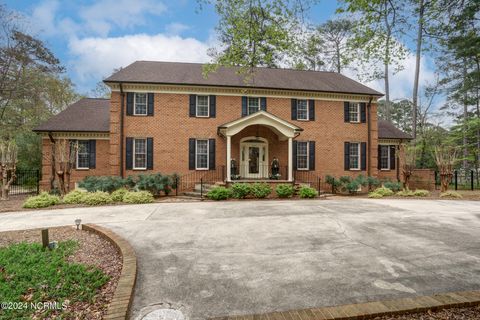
[195, 95, 210, 118]
[296, 141, 309, 170]
[239, 136, 268, 179]
[133, 138, 147, 170]
[76, 140, 90, 170]
[349, 102, 361, 123]
[247, 97, 261, 115]
[133, 92, 148, 116]
[379, 145, 391, 170]
[195, 139, 209, 170]
[349, 142, 361, 170]
[296, 99, 309, 121]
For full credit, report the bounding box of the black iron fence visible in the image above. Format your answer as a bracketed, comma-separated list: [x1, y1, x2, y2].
[231, 164, 288, 181]
[7, 169, 40, 196]
[435, 169, 480, 191]
[177, 166, 225, 194]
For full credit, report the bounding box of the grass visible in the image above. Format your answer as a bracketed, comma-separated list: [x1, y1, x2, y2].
[0, 241, 109, 319]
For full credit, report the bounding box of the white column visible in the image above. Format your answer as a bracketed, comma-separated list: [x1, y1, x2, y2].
[226, 135, 231, 182]
[288, 137, 293, 182]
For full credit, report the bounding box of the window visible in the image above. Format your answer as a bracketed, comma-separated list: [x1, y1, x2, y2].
[297, 100, 308, 120]
[196, 95, 209, 117]
[297, 141, 309, 170]
[196, 139, 209, 170]
[134, 93, 147, 115]
[247, 97, 260, 115]
[380, 145, 390, 170]
[77, 141, 89, 169]
[133, 138, 147, 169]
[349, 102, 360, 122]
[349, 142, 360, 170]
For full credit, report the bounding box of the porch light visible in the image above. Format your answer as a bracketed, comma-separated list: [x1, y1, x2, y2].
[75, 218, 82, 230]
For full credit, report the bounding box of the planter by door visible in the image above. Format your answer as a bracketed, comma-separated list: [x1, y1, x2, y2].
[240, 137, 269, 179]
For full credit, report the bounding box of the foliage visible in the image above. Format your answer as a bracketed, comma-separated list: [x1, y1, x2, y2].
[325, 175, 342, 193]
[396, 189, 415, 197]
[0, 241, 108, 319]
[372, 187, 394, 197]
[298, 186, 318, 198]
[440, 190, 462, 199]
[250, 183, 272, 198]
[82, 191, 113, 206]
[62, 190, 87, 204]
[275, 184, 294, 198]
[23, 192, 60, 208]
[230, 183, 251, 199]
[345, 180, 360, 194]
[413, 189, 430, 197]
[383, 181, 402, 192]
[122, 191, 154, 204]
[367, 176, 381, 188]
[78, 176, 127, 193]
[207, 186, 232, 200]
[368, 192, 384, 198]
[111, 188, 129, 202]
[135, 173, 175, 195]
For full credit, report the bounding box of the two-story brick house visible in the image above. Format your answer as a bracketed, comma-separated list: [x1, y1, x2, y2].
[34, 61, 411, 191]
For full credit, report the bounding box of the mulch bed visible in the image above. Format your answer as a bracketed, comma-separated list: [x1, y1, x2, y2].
[0, 226, 122, 320]
[373, 305, 480, 319]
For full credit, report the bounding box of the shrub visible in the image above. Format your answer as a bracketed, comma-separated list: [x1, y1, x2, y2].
[231, 183, 251, 199]
[275, 184, 294, 198]
[325, 175, 342, 192]
[63, 190, 87, 204]
[111, 188, 129, 202]
[122, 191, 154, 204]
[368, 192, 384, 198]
[413, 189, 430, 197]
[383, 181, 402, 192]
[299, 186, 318, 198]
[339, 176, 352, 184]
[135, 173, 175, 195]
[250, 183, 272, 198]
[367, 176, 381, 188]
[78, 176, 126, 193]
[355, 174, 368, 187]
[23, 192, 60, 208]
[345, 180, 360, 194]
[440, 191, 463, 198]
[373, 187, 394, 197]
[82, 191, 113, 206]
[396, 189, 415, 197]
[207, 186, 231, 200]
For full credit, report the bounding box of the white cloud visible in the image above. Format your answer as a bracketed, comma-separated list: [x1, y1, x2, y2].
[30, 0, 60, 36]
[165, 22, 190, 35]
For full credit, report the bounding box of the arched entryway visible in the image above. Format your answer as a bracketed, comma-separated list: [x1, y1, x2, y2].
[239, 136, 269, 179]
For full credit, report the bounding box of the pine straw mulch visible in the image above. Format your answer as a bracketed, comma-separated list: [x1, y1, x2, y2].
[0, 226, 122, 320]
[373, 305, 480, 319]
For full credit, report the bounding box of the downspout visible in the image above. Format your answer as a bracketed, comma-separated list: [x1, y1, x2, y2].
[119, 83, 125, 178]
[397, 139, 402, 181]
[367, 97, 373, 177]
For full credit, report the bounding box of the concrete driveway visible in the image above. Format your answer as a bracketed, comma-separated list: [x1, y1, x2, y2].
[2, 199, 480, 319]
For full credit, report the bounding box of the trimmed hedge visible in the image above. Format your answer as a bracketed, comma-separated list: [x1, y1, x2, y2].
[299, 186, 318, 198]
[82, 191, 113, 206]
[231, 183, 251, 199]
[63, 190, 88, 204]
[250, 183, 272, 198]
[207, 186, 232, 200]
[23, 192, 60, 208]
[111, 188, 128, 202]
[122, 191, 154, 204]
[275, 184, 294, 198]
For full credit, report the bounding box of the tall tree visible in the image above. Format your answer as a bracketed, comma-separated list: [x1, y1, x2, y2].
[317, 19, 354, 73]
[292, 31, 325, 71]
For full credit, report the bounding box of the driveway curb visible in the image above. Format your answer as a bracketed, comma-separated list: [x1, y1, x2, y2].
[83, 224, 137, 320]
[210, 290, 480, 319]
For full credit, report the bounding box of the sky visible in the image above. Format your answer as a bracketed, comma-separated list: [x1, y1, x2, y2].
[6, 0, 437, 105]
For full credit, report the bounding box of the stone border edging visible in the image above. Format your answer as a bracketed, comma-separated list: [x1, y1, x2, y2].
[83, 224, 137, 320]
[210, 290, 480, 320]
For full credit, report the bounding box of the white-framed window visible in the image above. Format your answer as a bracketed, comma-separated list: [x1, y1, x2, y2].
[196, 139, 209, 170]
[133, 138, 147, 169]
[297, 99, 308, 120]
[134, 93, 147, 115]
[247, 97, 260, 115]
[297, 141, 309, 170]
[76, 140, 89, 169]
[380, 145, 390, 170]
[196, 95, 209, 117]
[349, 102, 360, 123]
[349, 142, 361, 170]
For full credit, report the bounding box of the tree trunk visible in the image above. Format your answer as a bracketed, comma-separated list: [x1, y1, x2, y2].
[1, 165, 15, 200]
[412, 0, 424, 140]
[462, 61, 468, 176]
[383, 1, 392, 122]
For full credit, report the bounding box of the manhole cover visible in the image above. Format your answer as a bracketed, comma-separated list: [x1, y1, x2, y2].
[141, 309, 185, 320]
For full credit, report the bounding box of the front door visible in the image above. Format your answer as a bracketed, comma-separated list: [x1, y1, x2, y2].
[240, 140, 268, 179]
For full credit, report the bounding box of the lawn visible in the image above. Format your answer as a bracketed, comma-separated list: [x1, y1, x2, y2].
[0, 240, 109, 319]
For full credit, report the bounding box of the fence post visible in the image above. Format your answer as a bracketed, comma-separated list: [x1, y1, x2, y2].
[471, 170, 474, 191]
[454, 170, 458, 190]
[331, 178, 335, 194]
[317, 177, 321, 193]
[36, 170, 40, 195]
[175, 176, 178, 196]
[434, 171, 438, 187]
[200, 178, 203, 200]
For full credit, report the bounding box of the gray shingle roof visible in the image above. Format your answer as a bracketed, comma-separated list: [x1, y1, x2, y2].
[104, 61, 383, 96]
[34, 98, 110, 132]
[378, 120, 412, 140]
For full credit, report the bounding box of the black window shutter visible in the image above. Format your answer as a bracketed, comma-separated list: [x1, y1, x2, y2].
[292, 140, 297, 170]
[309, 100, 315, 121]
[189, 95, 196, 117]
[360, 102, 366, 123]
[308, 141, 315, 171]
[126, 93, 134, 115]
[209, 95, 216, 118]
[89, 140, 96, 169]
[126, 138, 133, 170]
[260, 97, 267, 111]
[361, 142, 367, 171]
[147, 93, 154, 116]
[208, 139, 216, 170]
[344, 102, 350, 122]
[291, 99, 297, 120]
[344, 142, 350, 170]
[189, 138, 196, 170]
[390, 145, 396, 170]
[378, 145, 382, 169]
[241, 96, 248, 117]
[147, 138, 153, 170]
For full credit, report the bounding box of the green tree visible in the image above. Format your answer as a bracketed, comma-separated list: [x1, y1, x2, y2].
[317, 19, 354, 73]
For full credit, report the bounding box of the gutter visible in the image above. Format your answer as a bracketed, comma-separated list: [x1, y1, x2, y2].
[119, 83, 125, 178]
[367, 97, 373, 177]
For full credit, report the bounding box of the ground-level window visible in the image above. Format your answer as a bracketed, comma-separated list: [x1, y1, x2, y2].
[134, 93, 147, 115]
[380, 145, 390, 170]
[196, 95, 209, 117]
[196, 139, 209, 170]
[77, 141, 89, 169]
[349, 142, 360, 170]
[297, 99, 308, 120]
[134, 138, 147, 169]
[349, 102, 360, 123]
[247, 97, 260, 115]
[297, 141, 309, 170]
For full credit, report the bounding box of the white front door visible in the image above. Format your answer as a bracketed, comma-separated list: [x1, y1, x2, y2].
[240, 141, 268, 179]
